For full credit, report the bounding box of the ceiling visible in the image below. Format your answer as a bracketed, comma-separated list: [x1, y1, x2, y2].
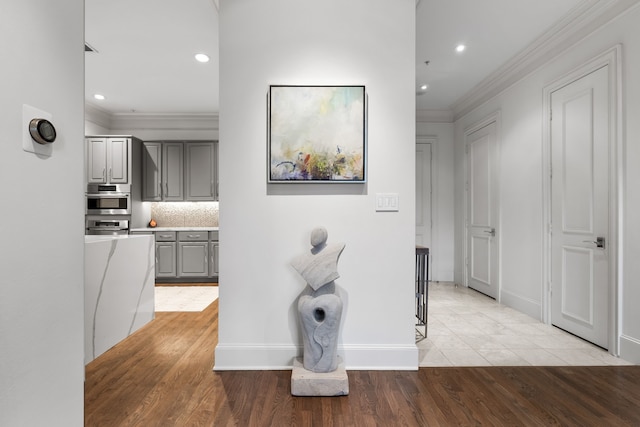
[84, 0, 629, 118]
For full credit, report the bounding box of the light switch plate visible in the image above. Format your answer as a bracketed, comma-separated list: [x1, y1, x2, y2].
[376, 193, 399, 212]
[23, 104, 53, 157]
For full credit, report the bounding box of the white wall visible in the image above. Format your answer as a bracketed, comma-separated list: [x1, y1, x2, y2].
[216, 0, 418, 370]
[0, 1, 85, 425]
[416, 121, 455, 282]
[453, 5, 640, 362]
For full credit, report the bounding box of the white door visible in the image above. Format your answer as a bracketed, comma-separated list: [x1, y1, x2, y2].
[550, 65, 609, 348]
[415, 142, 432, 253]
[466, 122, 499, 299]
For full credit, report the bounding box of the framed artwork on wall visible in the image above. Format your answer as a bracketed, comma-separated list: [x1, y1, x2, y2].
[268, 85, 366, 183]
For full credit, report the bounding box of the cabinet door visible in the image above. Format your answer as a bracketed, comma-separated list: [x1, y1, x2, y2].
[86, 137, 107, 184]
[142, 142, 162, 201]
[185, 142, 216, 201]
[162, 143, 184, 201]
[209, 241, 219, 277]
[107, 138, 129, 184]
[156, 242, 177, 278]
[178, 242, 208, 277]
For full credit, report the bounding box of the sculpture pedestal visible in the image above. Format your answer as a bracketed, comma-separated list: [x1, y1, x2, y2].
[291, 357, 349, 397]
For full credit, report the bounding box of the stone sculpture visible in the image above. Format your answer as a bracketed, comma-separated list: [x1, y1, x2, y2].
[291, 227, 345, 373]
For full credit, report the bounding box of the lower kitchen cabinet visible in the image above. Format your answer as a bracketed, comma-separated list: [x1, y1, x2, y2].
[143, 229, 219, 282]
[178, 241, 208, 277]
[156, 242, 177, 277]
[155, 231, 177, 278]
[209, 241, 219, 276]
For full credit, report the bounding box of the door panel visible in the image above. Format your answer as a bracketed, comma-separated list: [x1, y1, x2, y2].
[551, 65, 609, 348]
[415, 143, 432, 250]
[466, 122, 498, 299]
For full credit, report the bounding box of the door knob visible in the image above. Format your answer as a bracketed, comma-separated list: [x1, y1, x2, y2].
[582, 237, 605, 248]
[484, 228, 496, 237]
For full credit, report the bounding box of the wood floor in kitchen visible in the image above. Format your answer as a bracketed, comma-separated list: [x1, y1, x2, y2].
[84, 298, 640, 426]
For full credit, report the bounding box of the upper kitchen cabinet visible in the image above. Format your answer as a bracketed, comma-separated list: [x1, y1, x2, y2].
[185, 142, 218, 201]
[86, 137, 131, 185]
[142, 141, 218, 202]
[142, 142, 184, 201]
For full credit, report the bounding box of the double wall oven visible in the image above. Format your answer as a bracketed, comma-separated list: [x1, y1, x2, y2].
[85, 184, 131, 235]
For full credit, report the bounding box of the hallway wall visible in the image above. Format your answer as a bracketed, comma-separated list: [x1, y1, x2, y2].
[453, 5, 640, 362]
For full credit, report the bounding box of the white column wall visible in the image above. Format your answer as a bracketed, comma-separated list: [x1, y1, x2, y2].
[216, 0, 418, 370]
[453, 6, 640, 362]
[0, 0, 85, 424]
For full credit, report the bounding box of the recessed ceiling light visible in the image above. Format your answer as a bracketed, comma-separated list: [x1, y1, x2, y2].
[94, 94, 105, 100]
[194, 53, 210, 63]
[455, 44, 466, 53]
[420, 84, 428, 90]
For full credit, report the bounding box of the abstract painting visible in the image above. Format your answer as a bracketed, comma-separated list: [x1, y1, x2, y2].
[268, 85, 366, 182]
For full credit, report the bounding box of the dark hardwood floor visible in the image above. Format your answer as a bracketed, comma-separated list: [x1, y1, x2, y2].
[85, 299, 640, 426]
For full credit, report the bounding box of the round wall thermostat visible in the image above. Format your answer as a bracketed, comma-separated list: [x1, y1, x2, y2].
[29, 118, 57, 144]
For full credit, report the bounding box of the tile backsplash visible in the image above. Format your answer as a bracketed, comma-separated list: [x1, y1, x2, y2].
[150, 202, 219, 227]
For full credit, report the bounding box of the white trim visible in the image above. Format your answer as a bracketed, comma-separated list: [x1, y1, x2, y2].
[416, 137, 437, 280]
[500, 289, 542, 321]
[541, 45, 622, 356]
[619, 335, 640, 364]
[85, 104, 112, 130]
[213, 344, 418, 371]
[462, 111, 502, 298]
[416, 109, 453, 123]
[110, 112, 219, 132]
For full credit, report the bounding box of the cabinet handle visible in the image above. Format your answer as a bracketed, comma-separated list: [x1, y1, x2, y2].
[103, 168, 106, 181]
[109, 167, 112, 181]
[158, 182, 162, 198]
[211, 181, 214, 197]
[166, 183, 169, 197]
[187, 234, 200, 238]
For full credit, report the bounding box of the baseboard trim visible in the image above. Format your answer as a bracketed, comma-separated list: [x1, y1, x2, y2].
[620, 334, 640, 364]
[500, 289, 542, 321]
[213, 343, 418, 371]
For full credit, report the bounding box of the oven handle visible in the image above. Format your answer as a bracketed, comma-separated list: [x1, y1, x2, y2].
[86, 193, 130, 198]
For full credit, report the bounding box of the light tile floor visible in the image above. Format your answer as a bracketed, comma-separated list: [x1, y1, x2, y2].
[418, 282, 634, 367]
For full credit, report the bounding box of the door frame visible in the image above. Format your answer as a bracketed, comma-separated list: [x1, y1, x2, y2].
[463, 111, 501, 298]
[416, 137, 438, 280]
[542, 45, 622, 355]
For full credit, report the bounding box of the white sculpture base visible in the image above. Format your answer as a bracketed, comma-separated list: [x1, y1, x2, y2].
[291, 357, 349, 397]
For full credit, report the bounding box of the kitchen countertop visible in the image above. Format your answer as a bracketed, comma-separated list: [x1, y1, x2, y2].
[85, 234, 153, 242]
[130, 226, 219, 232]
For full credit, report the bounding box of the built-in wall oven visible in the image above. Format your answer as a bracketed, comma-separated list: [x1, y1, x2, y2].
[85, 183, 132, 235]
[85, 217, 130, 235]
[86, 184, 131, 216]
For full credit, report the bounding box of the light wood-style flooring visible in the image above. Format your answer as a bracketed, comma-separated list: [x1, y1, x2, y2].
[85, 298, 640, 426]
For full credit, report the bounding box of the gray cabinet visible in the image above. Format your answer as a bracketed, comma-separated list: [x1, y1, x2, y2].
[142, 141, 217, 202]
[185, 142, 218, 201]
[163, 143, 184, 201]
[209, 241, 219, 276]
[209, 230, 219, 277]
[86, 137, 129, 185]
[178, 231, 208, 277]
[155, 231, 177, 278]
[144, 229, 218, 282]
[142, 142, 183, 201]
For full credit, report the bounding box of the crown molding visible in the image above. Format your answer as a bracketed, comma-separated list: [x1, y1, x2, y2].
[85, 104, 113, 130]
[109, 112, 220, 131]
[416, 109, 454, 123]
[451, 0, 639, 121]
